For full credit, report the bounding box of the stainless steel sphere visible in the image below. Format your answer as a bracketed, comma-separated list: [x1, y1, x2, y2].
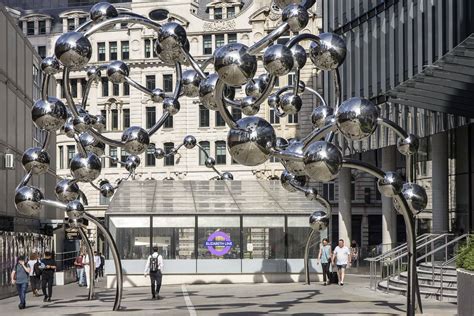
[275, 137, 289, 150]
[273, 0, 304, 10]
[63, 117, 75, 138]
[163, 98, 180, 116]
[397, 134, 419, 156]
[280, 170, 308, 192]
[263, 44, 294, 77]
[283, 141, 306, 176]
[304, 187, 319, 201]
[72, 114, 92, 133]
[311, 105, 334, 129]
[291, 44, 307, 70]
[40, 57, 61, 75]
[90, 2, 118, 21]
[227, 116, 276, 166]
[214, 43, 257, 87]
[182, 69, 201, 98]
[154, 147, 165, 159]
[55, 179, 80, 202]
[100, 182, 115, 198]
[86, 66, 101, 82]
[54, 32, 92, 69]
[22, 147, 50, 175]
[309, 32, 347, 71]
[241, 96, 260, 116]
[79, 132, 105, 156]
[199, 73, 219, 110]
[259, 73, 270, 84]
[125, 155, 141, 172]
[267, 94, 280, 109]
[309, 210, 329, 231]
[66, 200, 85, 220]
[402, 183, 428, 215]
[66, 218, 83, 228]
[70, 153, 102, 182]
[106, 60, 129, 84]
[303, 141, 342, 182]
[245, 79, 267, 98]
[280, 93, 302, 115]
[151, 88, 165, 103]
[15, 186, 44, 216]
[121, 126, 150, 155]
[205, 157, 216, 168]
[156, 22, 189, 64]
[183, 135, 197, 149]
[93, 114, 106, 131]
[282, 4, 309, 32]
[220, 172, 234, 181]
[336, 97, 380, 141]
[377, 171, 404, 198]
[32, 97, 68, 132]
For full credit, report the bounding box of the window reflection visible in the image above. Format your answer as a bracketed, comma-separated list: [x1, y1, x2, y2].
[109, 217, 150, 259]
[152, 216, 195, 259]
[242, 216, 285, 259]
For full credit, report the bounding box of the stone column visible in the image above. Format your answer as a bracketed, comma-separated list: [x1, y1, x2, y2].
[338, 167, 352, 243]
[432, 132, 449, 233]
[382, 145, 397, 251]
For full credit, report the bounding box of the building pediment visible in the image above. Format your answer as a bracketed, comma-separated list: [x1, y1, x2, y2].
[59, 10, 88, 18]
[207, 0, 243, 8]
[20, 13, 53, 21]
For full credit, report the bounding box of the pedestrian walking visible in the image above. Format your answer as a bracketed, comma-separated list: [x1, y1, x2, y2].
[83, 253, 94, 288]
[332, 239, 351, 286]
[318, 238, 332, 285]
[74, 252, 85, 286]
[41, 251, 56, 302]
[94, 251, 101, 281]
[350, 240, 359, 268]
[11, 255, 31, 309]
[144, 246, 163, 300]
[99, 252, 105, 278]
[27, 253, 41, 296]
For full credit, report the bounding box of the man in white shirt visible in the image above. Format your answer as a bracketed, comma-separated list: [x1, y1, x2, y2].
[94, 252, 101, 281]
[332, 239, 351, 286]
[144, 246, 164, 300]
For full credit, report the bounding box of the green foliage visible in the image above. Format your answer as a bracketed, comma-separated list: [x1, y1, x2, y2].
[456, 239, 474, 271]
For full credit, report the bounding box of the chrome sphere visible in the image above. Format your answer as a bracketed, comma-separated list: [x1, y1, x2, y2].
[70, 153, 102, 182]
[163, 98, 180, 116]
[275, 137, 289, 150]
[156, 22, 189, 64]
[199, 73, 219, 110]
[283, 141, 306, 176]
[154, 148, 165, 159]
[93, 114, 106, 131]
[55, 179, 80, 202]
[205, 157, 216, 168]
[72, 114, 92, 133]
[402, 183, 428, 215]
[311, 105, 334, 129]
[183, 135, 197, 149]
[182, 69, 201, 98]
[66, 218, 83, 228]
[273, 0, 304, 10]
[151, 88, 165, 103]
[15, 186, 44, 216]
[259, 73, 270, 84]
[63, 117, 75, 138]
[377, 171, 404, 198]
[86, 66, 101, 82]
[40, 57, 61, 75]
[282, 4, 309, 32]
[32, 97, 68, 132]
[227, 116, 276, 166]
[267, 94, 281, 109]
[263, 44, 294, 77]
[397, 134, 419, 156]
[79, 132, 105, 156]
[309, 32, 347, 71]
[125, 155, 141, 172]
[214, 43, 257, 87]
[90, 2, 118, 21]
[100, 181, 115, 198]
[245, 79, 267, 98]
[304, 187, 319, 201]
[241, 96, 260, 116]
[303, 141, 342, 182]
[106, 60, 129, 84]
[336, 97, 380, 141]
[66, 200, 84, 220]
[309, 210, 329, 231]
[280, 170, 308, 192]
[280, 93, 302, 115]
[22, 147, 50, 175]
[291, 44, 307, 70]
[121, 126, 150, 155]
[54, 32, 92, 69]
[220, 172, 234, 180]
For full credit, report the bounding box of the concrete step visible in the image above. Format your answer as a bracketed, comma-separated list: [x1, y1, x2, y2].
[393, 274, 458, 296]
[378, 280, 457, 303]
[415, 268, 457, 281]
[418, 262, 457, 274]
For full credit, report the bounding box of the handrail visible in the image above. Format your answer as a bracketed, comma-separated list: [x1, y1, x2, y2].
[366, 233, 434, 262]
[416, 234, 469, 263]
[439, 255, 458, 301]
[388, 234, 454, 263]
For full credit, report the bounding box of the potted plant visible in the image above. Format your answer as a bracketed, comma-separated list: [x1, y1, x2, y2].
[457, 239, 474, 316]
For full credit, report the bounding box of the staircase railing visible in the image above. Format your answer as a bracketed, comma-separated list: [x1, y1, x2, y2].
[439, 256, 457, 301]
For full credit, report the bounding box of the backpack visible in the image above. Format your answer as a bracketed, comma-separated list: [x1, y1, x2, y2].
[149, 256, 159, 272]
[33, 260, 42, 276]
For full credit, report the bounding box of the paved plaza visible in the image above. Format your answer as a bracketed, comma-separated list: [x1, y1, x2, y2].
[0, 275, 456, 315]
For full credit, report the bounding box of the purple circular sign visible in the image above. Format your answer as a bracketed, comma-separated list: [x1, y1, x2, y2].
[205, 231, 233, 256]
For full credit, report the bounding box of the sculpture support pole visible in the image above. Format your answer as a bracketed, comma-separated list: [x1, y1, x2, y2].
[83, 212, 122, 311]
[78, 226, 95, 300]
[304, 229, 315, 285]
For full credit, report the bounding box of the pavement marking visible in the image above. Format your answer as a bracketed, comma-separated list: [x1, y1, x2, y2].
[181, 284, 197, 316]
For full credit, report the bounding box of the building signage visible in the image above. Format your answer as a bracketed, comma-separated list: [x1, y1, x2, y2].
[205, 231, 233, 256]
